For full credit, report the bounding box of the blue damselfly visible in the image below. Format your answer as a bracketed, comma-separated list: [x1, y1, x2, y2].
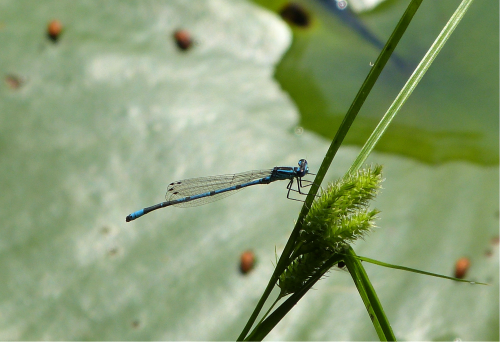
[126, 159, 313, 222]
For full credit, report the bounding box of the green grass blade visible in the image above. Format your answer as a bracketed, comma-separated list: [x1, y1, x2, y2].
[310, 0, 423, 197]
[348, 0, 476, 174]
[344, 246, 396, 341]
[355, 255, 488, 285]
[237, 1, 423, 340]
[244, 255, 344, 341]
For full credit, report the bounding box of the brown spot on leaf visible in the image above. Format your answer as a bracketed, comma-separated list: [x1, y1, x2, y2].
[280, 3, 310, 28]
[5, 74, 23, 89]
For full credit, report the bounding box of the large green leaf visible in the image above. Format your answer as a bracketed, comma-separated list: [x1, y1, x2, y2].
[0, 0, 497, 340]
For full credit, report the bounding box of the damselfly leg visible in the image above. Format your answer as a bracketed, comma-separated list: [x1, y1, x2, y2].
[286, 177, 321, 202]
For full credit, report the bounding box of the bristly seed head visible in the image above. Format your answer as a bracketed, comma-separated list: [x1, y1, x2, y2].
[300, 165, 382, 252]
[277, 165, 383, 297]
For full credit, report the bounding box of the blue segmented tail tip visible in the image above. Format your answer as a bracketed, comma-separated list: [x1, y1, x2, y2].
[126, 209, 144, 222]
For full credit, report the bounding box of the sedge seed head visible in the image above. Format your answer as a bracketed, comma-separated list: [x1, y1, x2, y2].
[278, 166, 383, 296]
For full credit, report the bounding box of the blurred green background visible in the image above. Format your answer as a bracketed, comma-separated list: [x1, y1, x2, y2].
[0, 0, 497, 340]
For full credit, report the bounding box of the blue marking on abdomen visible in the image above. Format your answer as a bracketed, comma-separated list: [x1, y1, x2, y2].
[131, 209, 144, 219]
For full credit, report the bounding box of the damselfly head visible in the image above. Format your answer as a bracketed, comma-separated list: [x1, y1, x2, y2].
[297, 159, 308, 177]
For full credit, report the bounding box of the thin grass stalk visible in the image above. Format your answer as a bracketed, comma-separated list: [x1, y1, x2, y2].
[349, 0, 476, 174]
[236, 1, 423, 339]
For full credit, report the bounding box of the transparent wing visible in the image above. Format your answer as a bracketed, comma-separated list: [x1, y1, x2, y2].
[166, 169, 274, 208]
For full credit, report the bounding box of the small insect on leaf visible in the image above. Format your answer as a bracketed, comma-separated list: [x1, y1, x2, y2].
[454, 257, 471, 279]
[173, 29, 192, 51]
[240, 250, 255, 274]
[47, 20, 63, 42]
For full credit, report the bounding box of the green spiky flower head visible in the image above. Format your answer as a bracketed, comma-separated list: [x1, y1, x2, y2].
[278, 165, 383, 297]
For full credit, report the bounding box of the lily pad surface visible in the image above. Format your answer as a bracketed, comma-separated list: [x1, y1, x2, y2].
[0, 0, 497, 340]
